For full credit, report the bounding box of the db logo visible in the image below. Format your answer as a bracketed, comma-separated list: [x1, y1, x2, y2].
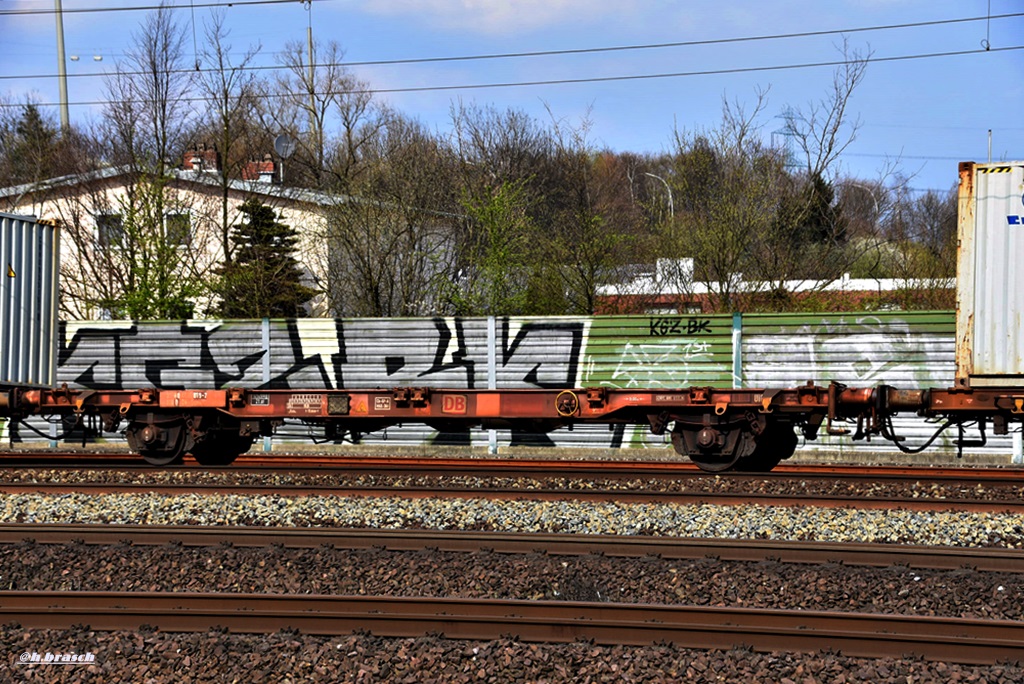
[442, 395, 467, 414]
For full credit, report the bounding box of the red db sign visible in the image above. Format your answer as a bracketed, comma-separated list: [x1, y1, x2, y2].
[442, 395, 467, 414]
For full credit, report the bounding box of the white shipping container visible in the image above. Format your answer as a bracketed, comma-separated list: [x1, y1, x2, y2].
[955, 161, 1024, 387]
[0, 213, 60, 387]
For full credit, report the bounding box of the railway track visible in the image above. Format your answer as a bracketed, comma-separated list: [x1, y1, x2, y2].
[4, 591, 1022, 664]
[0, 478, 1020, 512]
[4, 452, 1024, 490]
[4, 523, 1024, 571]
[5, 456, 1024, 670]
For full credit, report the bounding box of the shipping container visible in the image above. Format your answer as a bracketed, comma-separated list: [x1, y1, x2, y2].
[0, 212, 60, 388]
[955, 161, 1024, 387]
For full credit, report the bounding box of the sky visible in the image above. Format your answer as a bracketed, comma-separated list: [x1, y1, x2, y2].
[0, 0, 1021, 194]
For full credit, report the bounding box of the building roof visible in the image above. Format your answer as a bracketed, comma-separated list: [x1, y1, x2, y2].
[0, 165, 354, 210]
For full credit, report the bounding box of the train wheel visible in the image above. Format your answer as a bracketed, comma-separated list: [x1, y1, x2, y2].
[736, 422, 799, 472]
[125, 416, 189, 466]
[671, 419, 758, 473]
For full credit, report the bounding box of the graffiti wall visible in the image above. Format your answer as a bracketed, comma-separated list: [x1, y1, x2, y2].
[742, 311, 966, 453]
[24, 311, 1009, 456]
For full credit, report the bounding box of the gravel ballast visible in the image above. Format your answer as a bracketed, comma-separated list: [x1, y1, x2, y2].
[3, 628, 1023, 683]
[4, 466, 1024, 680]
[2, 542, 1023, 620]
[2, 491, 1023, 547]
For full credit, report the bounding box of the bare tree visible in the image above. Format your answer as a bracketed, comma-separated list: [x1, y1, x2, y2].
[877, 185, 957, 309]
[63, 3, 224, 320]
[324, 114, 456, 316]
[666, 91, 788, 312]
[543, 117, 645, 315]
[782, 40, 870, 180]
[103, 2, 195, 175]
[196, 11, 263, 264]
[262, 39, 384, 191]
[445, 103, 644, 315]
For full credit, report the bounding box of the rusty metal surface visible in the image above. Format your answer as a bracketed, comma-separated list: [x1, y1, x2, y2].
[2, 591, 1022, 664]
[10, 382, 1024, 428]
[3, 523, 1024, 572]
[956, 161, 1024, 387]
[3, 382, 1023, 471]
[3, 453, 1024, 480]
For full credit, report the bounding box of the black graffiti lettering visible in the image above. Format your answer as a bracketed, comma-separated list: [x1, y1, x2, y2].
[687, 318, 712, 334]
[648, 317, 682, 336]
[418, 317, 475, 387]
[501, 318, 585, 388]
[275, 319, 347, 389]
[648, 317, 712, 336]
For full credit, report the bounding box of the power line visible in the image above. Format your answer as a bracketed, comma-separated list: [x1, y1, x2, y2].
[846, 153, 1004, 161]
[355, 45, 1024, 96]
[0, 0, 317, 17]
[863, 123, 1024, 132]
[2, 43, 1021, 110]
[331, 12, 1024, 68]
[1, 11, 1021, 83]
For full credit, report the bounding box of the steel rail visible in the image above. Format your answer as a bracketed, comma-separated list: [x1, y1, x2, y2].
[0, 480, 1019, 512]
[2, 452, 1023, 482]
[2, 523, 1022, 572]
[3, 591, 1022, 664]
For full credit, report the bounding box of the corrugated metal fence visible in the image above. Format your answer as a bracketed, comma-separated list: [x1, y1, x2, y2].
[11, 311, 1015, 458]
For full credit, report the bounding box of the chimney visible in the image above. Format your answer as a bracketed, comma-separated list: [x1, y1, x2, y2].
[242, 154, 276, 184]
[182, 142, 220, 172]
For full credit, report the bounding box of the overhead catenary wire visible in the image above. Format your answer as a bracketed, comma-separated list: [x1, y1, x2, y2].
[0, 0, 314, 16]
[2, 42, 1021, 110]
[0, 11, 1021, 83]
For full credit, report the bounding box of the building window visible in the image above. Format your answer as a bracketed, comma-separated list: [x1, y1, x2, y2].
[96, 213, 124, 250]
[165, 213, 191, 247]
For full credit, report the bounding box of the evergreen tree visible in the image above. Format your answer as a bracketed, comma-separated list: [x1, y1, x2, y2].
[1, 103, 60, 186]
[216, 199, 315, 317]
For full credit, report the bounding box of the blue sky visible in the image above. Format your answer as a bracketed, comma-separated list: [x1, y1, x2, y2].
[1, 0, 1021, 193]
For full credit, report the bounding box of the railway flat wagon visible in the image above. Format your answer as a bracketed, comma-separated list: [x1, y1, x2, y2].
[0, 164, 1022, 471]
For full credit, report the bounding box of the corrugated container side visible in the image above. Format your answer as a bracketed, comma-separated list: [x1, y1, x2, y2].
[39, 312, 1011, 457]
[0, 213, 60, 387]
[740, 311, 1007, 455]
[956, 161, 1024, 387]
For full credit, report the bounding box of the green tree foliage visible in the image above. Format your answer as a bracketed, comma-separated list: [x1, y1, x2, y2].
[10, 104, 59, 181]
[775, 172, 846, 247]
[215, 199, 315, 317]
[447, 181, 536, 315]
[97, 175, 204, 319]
[542, 144, 645, 315]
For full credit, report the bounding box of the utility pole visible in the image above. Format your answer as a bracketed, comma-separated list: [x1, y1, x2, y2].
[55, 0, 70, 132]
[305, 1, 317, 155]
